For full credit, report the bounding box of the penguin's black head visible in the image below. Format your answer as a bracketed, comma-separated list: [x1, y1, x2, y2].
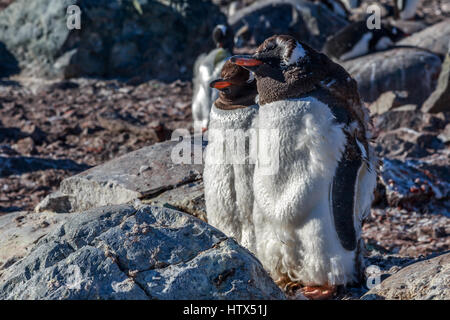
[230, 35, 340, 105]
[230, 35, 315, 77]
[212, 24, 234, 51]
[209, 60, 257, 110]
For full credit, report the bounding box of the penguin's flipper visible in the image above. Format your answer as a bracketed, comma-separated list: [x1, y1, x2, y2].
[330, 136, 362, 251]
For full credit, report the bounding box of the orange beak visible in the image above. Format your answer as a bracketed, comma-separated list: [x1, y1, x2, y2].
[210, 79, 232, 89]
[230, 55, 263, 67]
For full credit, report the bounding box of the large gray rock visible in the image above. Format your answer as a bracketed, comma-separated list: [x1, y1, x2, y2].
[362, 252, 450, 300]
[36, 138, 204, 213]
[422, 53, 450, 113]
[0, 0, 226, 81]
[342, 48, 441, 105]
[0, 211, 70, 276]
[0, 204, 286, 300]
[229, 0, 348, 50]
[397, 19, 450, 57]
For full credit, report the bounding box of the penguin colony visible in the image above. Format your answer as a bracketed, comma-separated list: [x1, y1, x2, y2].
[199, 0, 421, 300]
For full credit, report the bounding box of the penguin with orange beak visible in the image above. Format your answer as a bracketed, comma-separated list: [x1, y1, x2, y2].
[203, 60, 259, 253]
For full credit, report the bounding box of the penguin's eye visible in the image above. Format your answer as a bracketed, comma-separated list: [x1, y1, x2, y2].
[262, 41, 276, 52]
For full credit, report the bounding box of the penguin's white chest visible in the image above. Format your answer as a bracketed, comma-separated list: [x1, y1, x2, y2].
[253, 97, 357, 286]
[254, 98, 347, 222]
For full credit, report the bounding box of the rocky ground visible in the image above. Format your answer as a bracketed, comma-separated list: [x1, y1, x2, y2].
[0, 0, 449, 300]
[0, 78, 193, 213]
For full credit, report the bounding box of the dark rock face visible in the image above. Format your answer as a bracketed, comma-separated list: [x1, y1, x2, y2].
[342, 48, 441, 105]
[0, 204, 285, 300]
[229, 0, 348, 50]
[0, 0, 226, 81]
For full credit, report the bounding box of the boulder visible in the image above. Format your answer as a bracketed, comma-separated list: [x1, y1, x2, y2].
[422, 53, 450, 113]
[389, 20, 428, 36]
[0, 0, 226, 81]
[229, 0, 348, 50]
[397, 19, 450, 57]
[36, 137, 204, 213]
[342, 48, 441, 105]
[0, 204, 286, 300]
[0, 211, 70, 275]
[362, 252, 450, 300]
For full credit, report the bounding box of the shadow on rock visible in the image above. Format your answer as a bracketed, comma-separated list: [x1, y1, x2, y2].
[0, 156, 90, 177]
[0, 42, 19, 78]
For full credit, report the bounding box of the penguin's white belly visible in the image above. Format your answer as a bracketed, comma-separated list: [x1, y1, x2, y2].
[203, 106, 258, 253]
[253, 97, 357, 286]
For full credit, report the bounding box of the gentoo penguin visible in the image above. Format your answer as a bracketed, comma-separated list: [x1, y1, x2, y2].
[231, 35, 378, 299]
[323, 21, 406, 61]
[203, 60, 259, 253]
[192, 25, 234, 132]
[394, 0, 420, 20]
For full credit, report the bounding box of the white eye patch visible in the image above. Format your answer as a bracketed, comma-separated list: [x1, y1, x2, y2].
[288, 42, 306, 65]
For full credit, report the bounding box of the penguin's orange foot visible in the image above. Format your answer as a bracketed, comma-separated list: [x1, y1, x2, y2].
[275, 277, 303, 296]
[300, 285, 336, 300]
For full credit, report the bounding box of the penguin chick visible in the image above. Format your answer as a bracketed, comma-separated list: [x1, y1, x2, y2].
[203, 60, 259, 253]
[323, 21, 406, 61]
[192, 25, 234, 132]
[231, 35, 378, 299]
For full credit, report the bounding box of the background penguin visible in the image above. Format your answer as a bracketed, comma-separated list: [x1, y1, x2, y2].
[231, 35, 378, 299]
[192, 25, 234, 132]
[203, 60, 259, 253]
[323, 20, 406, 61]
[394, 0, 420, 20]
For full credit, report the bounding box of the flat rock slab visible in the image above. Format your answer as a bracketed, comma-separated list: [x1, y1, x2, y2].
[143, 180, 207, 222]
[342, 48, 441, 105]
[0, 211, 70, 276]
[0, 204, 286, 300]
[397, 19, 450, 57]
[39, 138, 204, 213]
[362, 252, 450, 300]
